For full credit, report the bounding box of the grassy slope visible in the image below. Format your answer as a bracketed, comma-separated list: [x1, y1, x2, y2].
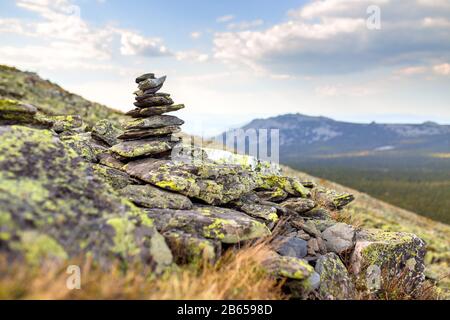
[286, 155, 450, 224]
[0, 65, 126, 127]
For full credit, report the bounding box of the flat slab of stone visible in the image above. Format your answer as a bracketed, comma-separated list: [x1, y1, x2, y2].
[145, 205, 271, 244]
[280, 198, 316, 214]
[230, 193, 278, 222]
[0, 100, 38, 124]
[136, 73, 155, 83]
[110, 136, 179, 158]
[120, 184, 193, 210]
[135, 92, 170, 102]
[126, 104, 185, 117]
[134, 96, 173, 107]
[118, 126, 181, 140]
[312, 188, 355, 209]
[123, 158, 258, 205]
[138, 76, 166, 91]
[0, 100, 37, 114]
[124, 115, 184, 130]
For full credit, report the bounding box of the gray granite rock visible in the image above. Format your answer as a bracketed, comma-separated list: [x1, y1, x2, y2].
[322, 223, 355, 254]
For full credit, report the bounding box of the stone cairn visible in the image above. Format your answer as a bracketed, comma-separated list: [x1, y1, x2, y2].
[110, 73, 185, 160]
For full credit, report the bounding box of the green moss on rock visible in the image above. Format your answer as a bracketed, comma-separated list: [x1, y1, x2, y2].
[0, 125, 172, 272]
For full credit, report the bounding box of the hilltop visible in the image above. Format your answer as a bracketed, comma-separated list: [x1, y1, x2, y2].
[0, 65, 448, 298]
[0, 65, 125, 127]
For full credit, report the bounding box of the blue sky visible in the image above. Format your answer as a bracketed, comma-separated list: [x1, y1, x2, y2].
[1, 0, 450, 135]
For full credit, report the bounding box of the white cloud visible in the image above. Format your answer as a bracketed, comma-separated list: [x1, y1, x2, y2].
[417, 0, 450, 9]
[422, 17, 450, 27]
[315, 84, 377, 97]
[227, 19, 263, 30]
[213, 0, 450, 76]
[190, 31, 201, 39]
[118, 30, 169, 56]
[216, 14, 234, 23]
[396, 66, 428, 76]
[175, 50, 209, 62]
[433, 63, 450, 75]
[0, 0, 172, 73]
[0, 18, 29, 34]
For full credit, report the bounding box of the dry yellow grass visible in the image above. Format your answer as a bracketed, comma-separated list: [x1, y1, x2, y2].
[0, 243, 286, 300]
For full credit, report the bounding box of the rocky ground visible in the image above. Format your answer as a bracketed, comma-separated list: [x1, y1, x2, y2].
[0, 65, 447, 299]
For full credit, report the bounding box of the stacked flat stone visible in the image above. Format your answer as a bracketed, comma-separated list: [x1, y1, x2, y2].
[110, 73, 185, 159]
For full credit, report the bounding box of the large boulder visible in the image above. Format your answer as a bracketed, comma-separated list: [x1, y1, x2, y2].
[315, 253, 356, 300]
[350, 229, 426, 292]
[124, 158, 258, 205]
[0, 125, 172, 272]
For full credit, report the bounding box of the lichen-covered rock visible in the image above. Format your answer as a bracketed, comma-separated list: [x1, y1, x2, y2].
[0, 99, 37, 124]
[98, 152, 125, 170]
[350, 229, 426, 291]
[93, 164, 138, 190]
[60, 132, 108, 162]
[264, 253, 314, 280]
[301, 207, 332, 219]
[145, 205, 271, 244]
[124, 158, 258, 205]
[322, 223, 355, 254]
[91, 119, 123, 146]
[257, 175, 311, 198]
[123, 115, 184, 130]
[126, 104, 184, 117]
[118, 126, 181, 140]
[163, 230, 221, 264]
[280, 198, 316, 214]
[120, 184, 193, 210]
[256, 189, 288, 202]
[315, 253, 356, 300]
[48, 115, 84, 133]
[0, 125, 172, 272]
[110, 136, 179, 158]
[312, 188, 355, 209]
[229, 193, 279, 223]
[284, 271, 321, 299]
